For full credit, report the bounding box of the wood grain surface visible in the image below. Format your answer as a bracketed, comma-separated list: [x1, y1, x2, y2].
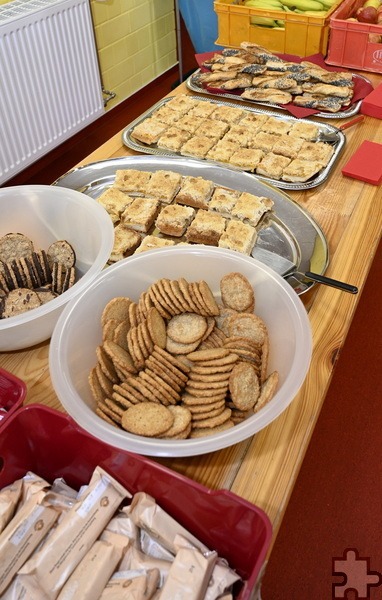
[1, 74, 381, 539]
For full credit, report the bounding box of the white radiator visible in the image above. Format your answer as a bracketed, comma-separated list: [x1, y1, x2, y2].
[0, 0, 105, 184]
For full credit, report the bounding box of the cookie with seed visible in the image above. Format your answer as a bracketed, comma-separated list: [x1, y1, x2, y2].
[35, 288, 58, 305]
[127, 374, 162, 404]
[140, 320, 154, 354]
[61, 267, 76, 292]
[51, 261, 64, 294]
[189, 282, 209, 316]
[192, 405, 227, 421]
[0, 233, 34, 264]
[103, 340, 137, 376]
[95, 364, 115, 397]
[102, 318, 118, 342]
[156, 279, 181, 315]
[96, 407, 120, 427]
[111, 390, 135, 409]
[181, 392, 227, 406]
[190, 407, 232, 429]
[113, 319, 130, 351]
[1, 288, 42, 318]
[121, 402, 174, 437]
[253, 370, 279, 413]
[147, 306, 167, 348]
[187, 399, 226, 413]
[104, 397, 125, 416]
[197, 280, 220, 316]
[146, 355, 188, 386]
[47, 240, 76, 269]
[97, 400, 122, 425]
[228, 312, 268, 345]
[113, 382, 141, 405]
[167, 312, 208, 345]
[147, 284, 172, 319]
[153, 345, 191, 374]
[158, 405, 192, 438]
[186, 348, 229, 362]
[220, 272, 255, 313]
[88, 367, 107, 404]
[189, 419, 234, 438]
[128, 302, 140, 328]
[96, 345, 120, 384]
[178, 278, 200, 313]
[229, 362, 260, 411]
[166, 336, 201, 355]
[169, 279, 190, 312]
[101, 296, 133, 327]
[162, 279, 185, 313]
[140, 370, 179, 404]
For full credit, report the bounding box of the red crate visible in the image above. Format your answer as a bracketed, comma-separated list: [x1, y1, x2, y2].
[326, 0, 382, 73]
[0, 404, 272, 599]
[0, 368, 26, 427]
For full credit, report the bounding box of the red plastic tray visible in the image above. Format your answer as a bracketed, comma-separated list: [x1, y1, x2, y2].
[0, 368, 27, 427]
[0, 404, 272, 599]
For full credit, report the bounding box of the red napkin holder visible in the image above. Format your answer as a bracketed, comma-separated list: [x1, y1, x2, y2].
[342, 140, 382, 185]
[361, 82, 382, 120]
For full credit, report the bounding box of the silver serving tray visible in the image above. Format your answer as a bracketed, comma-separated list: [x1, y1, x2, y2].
[121, 95, 345, 192]
[53, 155, 329, 295]
[186, 69, 370, 120]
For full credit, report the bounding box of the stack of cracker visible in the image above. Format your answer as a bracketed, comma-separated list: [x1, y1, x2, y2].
[89, 271, 279, 440]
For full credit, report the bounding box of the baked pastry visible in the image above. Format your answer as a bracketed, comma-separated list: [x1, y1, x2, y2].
[165, 94, 200, 114]
[145, 170, 182, 204]
[229, 148, 264, 172]
[152, 105, 182, 125]
[130, 118, 168, 145]
[271, 134, 304, 159]
[157, 127, 191, 152]
[256, 152, 291, 180]
[134, 235, 176, 253]
[114, 170, 152, 195]
[208, 187, 240, 218]
[210, 104, 245, 124]
[180, 135, 216, 159]
[206, 139, 239, 163]
[298, 140, 334, 166]
[185, 209, 227, 246]
[196, 118, 230, 139]
[288, 120, 319, 141]
[281, 158, 323, 182]
[261, 116, 292, 136]
[250, 131, 280, 153]
[155, 204, 196, 237]
[176, 114, 206, 134]
[231, 193, 274, 226]
[218, 220, 257, 255]
[223, 125, 252, 146]
[175, 176, 214, 210]
[121, 197, 160, 233]
[109, 225, 142, 262]
[97, 187, 134, 222]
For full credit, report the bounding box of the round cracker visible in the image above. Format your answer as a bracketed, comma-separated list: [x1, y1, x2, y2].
[220, 272, 255, 313]
[121, 402, 174, 437]
[167, 312, 208, 344]
[229, 361, 260, 411]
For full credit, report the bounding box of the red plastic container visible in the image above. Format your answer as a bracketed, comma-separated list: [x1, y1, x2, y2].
[326, 0, 382, 73]
[0, 367, 27, 427]
[0, 405, 272, 599]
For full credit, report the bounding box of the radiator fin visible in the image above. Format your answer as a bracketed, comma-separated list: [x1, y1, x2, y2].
[0, 0, 104, 184]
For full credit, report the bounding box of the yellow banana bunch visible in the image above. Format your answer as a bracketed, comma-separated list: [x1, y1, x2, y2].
[243, 0, 333, 27]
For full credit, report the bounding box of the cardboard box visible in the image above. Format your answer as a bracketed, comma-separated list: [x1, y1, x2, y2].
[0, 404, 272, 599]
[214, 0, 341, 57]
[326, 0, 382, 72]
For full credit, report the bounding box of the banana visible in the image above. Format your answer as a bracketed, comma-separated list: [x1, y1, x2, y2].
[281, 0, 325, 10]
[250, 15, 279, 25]
[245, 0, 284, 8]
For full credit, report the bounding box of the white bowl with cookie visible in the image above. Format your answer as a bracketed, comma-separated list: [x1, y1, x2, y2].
[0, 185, 114, 351]
[49, 245, 312, 457]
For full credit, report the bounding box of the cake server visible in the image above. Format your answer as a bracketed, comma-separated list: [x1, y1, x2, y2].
[252, 247, 358, 294]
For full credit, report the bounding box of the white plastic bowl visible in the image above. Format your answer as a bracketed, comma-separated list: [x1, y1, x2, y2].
[0, 185, 114, 351]
[49, 246, 312, 457]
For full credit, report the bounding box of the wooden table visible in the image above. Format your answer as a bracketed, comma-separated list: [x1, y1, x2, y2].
[1, 77, 381, 546]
